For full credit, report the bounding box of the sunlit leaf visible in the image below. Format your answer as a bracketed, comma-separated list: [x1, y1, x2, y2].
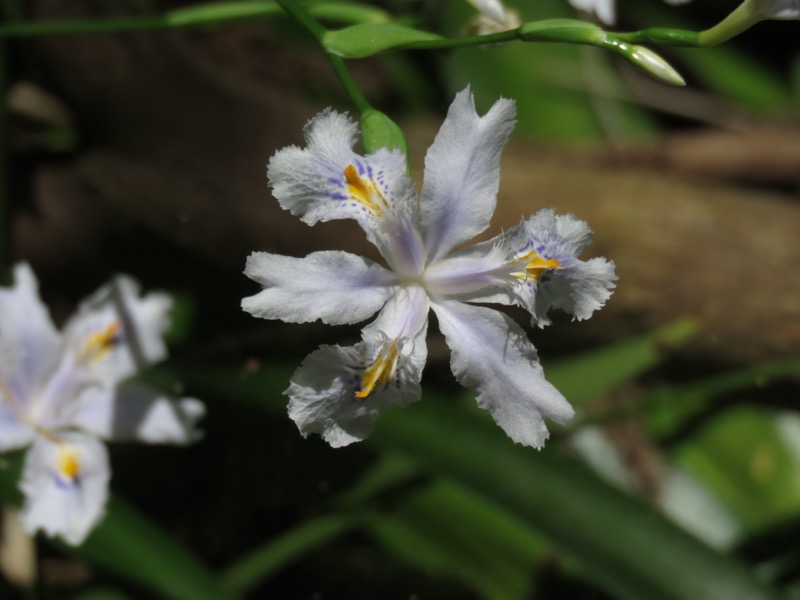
[676, 407, 800, 533]
[323, 24, 443, 58]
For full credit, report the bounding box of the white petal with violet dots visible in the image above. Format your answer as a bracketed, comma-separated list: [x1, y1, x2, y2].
[501, 209, 616, 326]
[419, 87, 516, 261]
[432, 299, 573, 449]
[267, 110, 415, 234]
[20, 433, 110, 545]
[242, 251, 396, 325]
[287, 288, 429, 447]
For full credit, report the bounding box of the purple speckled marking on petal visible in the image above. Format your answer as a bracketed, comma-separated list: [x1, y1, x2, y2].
[327, 192, 347, 201]
[54, 473, 81, 491]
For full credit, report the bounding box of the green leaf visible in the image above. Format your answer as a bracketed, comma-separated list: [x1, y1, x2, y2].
[371, 401, 780, 600]
[323, 24, 443, 58]
[221, 453, 417, 593]
[71, 589, 131, 600]
[221, 513, 360, 594]
[73, 497, 240, 600]
[368, 480, 549, 600]
[547, 318, 697, 410]
[676, 407, 800, 533]
[180, 364, 779, 600]
[644, 355, 800, 439]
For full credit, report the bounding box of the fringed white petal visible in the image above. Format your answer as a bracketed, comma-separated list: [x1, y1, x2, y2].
[501, 209, 617, 326]
[432, 299, 574, 449]
[287, 287, 429, 447]
[267, 109, 417, 251]
[419, 87, 516, 261]
[242, 251, 396, 325]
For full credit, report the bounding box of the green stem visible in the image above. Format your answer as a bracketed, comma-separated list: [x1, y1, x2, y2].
[328, 55, 371, 113]
[697, 0, 760, 46]
[275, 0, 326, 39]
[277, 0, 372, 113]
[0, 1, 388, 39]
[614, 27, 700, 46]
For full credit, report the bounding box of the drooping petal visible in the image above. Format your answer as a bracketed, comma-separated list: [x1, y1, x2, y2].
[0, 264, 62, 413]
[20, 433, 110, 545]
[60, 382, 204, 444]
[267, 109, 417, 245]
[419, 87, 516, 261]
[287, 286, 429, 447]
[242, 251, 396, 325]
[431, 299, 573, 448]
[500, 209, 617, 326]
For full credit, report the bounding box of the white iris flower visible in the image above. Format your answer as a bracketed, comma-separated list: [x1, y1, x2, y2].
[243, 87, 616, 449]
[0, 264, 204, 545]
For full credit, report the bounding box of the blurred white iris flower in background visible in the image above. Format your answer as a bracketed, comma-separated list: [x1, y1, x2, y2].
[0, 264, 203, 545]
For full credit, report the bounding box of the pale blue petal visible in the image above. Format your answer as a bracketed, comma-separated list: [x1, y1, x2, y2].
[432, 299, 573, 448]
[242, 251, 396, 325]
[419, 87, 516, 261]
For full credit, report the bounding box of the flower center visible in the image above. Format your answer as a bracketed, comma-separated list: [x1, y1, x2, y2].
[78, 321, 121, 365]
[355, 341, 400, 399]
[57, 444, 81, 482]
[344, 164, 389, 218]
[512, 251, 560, 281]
